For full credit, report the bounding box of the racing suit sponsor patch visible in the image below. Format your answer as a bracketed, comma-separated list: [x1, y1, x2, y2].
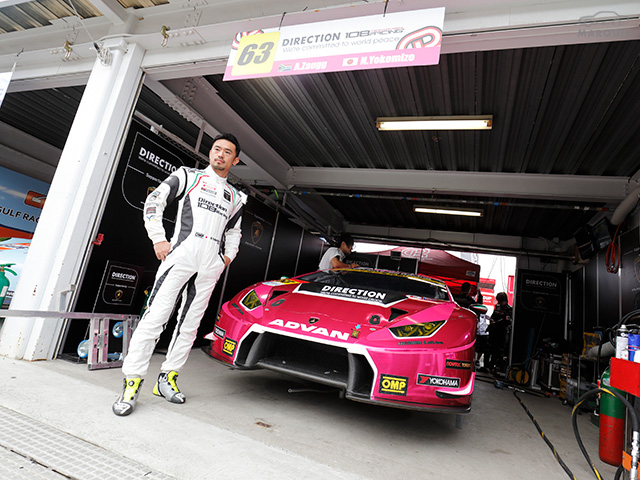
[417, 374, 461, 388]
[222, 338, 237, 356]
[214, 325, 226, 339]
[224, 190, 231, 202]
[197, 198, 229, 216]
[378, 374, 408, 396]
[445, 359, 471, 370]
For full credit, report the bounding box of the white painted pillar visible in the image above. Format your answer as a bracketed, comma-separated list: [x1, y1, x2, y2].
[0, 39, 145, 360]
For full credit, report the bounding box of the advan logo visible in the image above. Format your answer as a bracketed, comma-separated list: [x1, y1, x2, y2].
[268, 319, 349, 340]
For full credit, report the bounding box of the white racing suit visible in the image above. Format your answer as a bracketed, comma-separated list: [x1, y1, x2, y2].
[122, 165, 247, 377]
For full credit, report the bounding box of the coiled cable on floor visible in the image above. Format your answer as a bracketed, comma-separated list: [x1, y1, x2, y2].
[572, 387, 639, 480]
[513, 391, 578, 480]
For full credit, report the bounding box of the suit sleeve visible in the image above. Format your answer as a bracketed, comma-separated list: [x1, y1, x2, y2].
[143, 168, 187, 244]
[223, 191, 248, 262]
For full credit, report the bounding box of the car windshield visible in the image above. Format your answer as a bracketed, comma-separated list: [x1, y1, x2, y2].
[297, 269, 450, 301]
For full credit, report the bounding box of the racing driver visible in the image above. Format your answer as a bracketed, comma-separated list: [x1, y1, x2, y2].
[113, 133, 247, 416]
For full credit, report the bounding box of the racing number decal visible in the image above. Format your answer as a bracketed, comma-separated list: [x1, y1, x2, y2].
[232, 31, 280, 76]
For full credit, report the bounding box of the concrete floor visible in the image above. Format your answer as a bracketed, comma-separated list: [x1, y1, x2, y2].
[0, 349, 621, 480]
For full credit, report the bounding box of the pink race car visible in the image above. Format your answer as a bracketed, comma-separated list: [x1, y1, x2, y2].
[205, 268, 483, 413]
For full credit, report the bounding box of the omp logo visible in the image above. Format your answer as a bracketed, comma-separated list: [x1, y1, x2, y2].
[379, 374, 408, 396]
[222, 338, 237, 356]
[417, 374, 460, 388]
[25, 191, 46, 209]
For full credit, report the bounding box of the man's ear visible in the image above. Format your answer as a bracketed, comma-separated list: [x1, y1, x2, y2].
[232, 156, 240, 166]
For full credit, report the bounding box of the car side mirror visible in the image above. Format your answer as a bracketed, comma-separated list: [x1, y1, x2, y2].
[469, 304, 488, 316]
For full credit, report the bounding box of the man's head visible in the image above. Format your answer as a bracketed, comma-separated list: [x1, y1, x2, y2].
[496, 292, 508, 304]
[209, 133, 241, 178]
[460, 282, 471, 295]
[338, 233, 354, 255]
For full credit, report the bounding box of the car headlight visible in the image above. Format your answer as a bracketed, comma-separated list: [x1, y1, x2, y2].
[389, 320, 446, 338]
[240, 289, 262, 311]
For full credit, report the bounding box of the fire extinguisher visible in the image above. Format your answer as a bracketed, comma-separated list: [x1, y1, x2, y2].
[0, 263, 17, 308]
[599, 366, 625, 466]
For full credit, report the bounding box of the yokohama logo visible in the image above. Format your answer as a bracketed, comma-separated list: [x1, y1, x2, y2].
[396, 27, 442, 49]
[417, 374, 460, 388]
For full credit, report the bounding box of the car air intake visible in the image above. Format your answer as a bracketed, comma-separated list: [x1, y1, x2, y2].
[389, 308, 408, 321]
[234, 332, 374, 397]
[268, 290, 288, 301]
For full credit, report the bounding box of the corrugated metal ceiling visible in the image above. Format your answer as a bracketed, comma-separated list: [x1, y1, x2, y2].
[0, 0, 168, 34]
[207, 40, 640, 178]
[1, 0, 639, 255]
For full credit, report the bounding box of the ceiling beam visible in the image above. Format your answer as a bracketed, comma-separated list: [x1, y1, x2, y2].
[347, 223, 574, 260]
[143, 76, 346, 233]
[289, 167, 631, 203]
[3, 0, 639, 80]
[88, 0, 130, 25]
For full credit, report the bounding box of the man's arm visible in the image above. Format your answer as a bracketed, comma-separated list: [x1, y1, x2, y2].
[222, 190, 248, 266]
[144, 168, 186, 261]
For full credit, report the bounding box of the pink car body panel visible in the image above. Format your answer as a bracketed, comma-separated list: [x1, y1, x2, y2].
[206, 269, 477, 413]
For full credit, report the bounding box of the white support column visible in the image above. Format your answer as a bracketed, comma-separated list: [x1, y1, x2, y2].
[0, 39, 145, 361]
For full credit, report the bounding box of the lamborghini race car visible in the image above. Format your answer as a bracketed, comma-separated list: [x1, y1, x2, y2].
[205, 268, 481, 413]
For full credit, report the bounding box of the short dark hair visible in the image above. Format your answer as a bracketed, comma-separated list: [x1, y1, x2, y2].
[460, 282, 471, 294]
[338, 233, 354, 248]
[213, 133, 241, 157]
[496, 292, 508, 303]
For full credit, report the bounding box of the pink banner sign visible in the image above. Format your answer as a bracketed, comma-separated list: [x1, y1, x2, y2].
[224, 7, 445, 81]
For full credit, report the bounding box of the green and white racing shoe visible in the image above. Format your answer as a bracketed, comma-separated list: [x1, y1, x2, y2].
[153, 371, 186, 404]
[112, 377, 143, 416]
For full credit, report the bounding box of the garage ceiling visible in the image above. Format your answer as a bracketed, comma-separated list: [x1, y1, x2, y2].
[1, 0, 639, 260]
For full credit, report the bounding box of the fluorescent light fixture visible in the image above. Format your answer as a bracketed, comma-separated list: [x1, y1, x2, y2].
[414, 206, 483, 217]
[377, 115, 493, 131]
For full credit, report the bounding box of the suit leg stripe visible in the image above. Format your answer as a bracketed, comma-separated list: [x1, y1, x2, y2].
[147, 265, 174, 310]
[166, 273, 198, 356]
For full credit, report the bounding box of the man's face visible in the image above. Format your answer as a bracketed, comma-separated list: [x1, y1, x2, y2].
[340, 242, 353, 255]
[209, 139, 239, 177]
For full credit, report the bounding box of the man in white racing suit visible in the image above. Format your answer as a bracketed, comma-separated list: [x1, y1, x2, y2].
[113, 133, 247, 416]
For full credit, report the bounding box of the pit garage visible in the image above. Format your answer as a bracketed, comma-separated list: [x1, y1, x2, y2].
[1, 1, 640, 479]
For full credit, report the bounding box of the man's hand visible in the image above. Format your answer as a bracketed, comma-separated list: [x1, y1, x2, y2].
[224, 256, 231, 267]
[153, 241, 171, 261]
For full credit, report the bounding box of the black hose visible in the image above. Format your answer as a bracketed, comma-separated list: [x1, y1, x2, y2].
[513, 391, 578, 480]
[614, 464, 625, 480]
[572, 387, 640, 480]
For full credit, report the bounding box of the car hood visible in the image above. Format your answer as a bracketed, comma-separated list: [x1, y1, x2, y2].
[244, 281, 475, 347]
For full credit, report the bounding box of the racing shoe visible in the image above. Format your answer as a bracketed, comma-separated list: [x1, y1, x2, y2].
[112, 377, 143, 416]
[153, 371, 185, 404]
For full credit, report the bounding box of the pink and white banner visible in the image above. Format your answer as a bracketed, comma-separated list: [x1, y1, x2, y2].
[224, 7, 445, 81]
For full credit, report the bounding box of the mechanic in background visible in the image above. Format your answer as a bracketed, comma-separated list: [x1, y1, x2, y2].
[486, 292, 513, 373]
[112, 133, 247, 417]
[319, 233, 359, 270]
[454, 282, 482, 308]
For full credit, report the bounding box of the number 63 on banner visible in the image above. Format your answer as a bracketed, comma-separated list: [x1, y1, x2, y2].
[232, 32, 280, 77]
